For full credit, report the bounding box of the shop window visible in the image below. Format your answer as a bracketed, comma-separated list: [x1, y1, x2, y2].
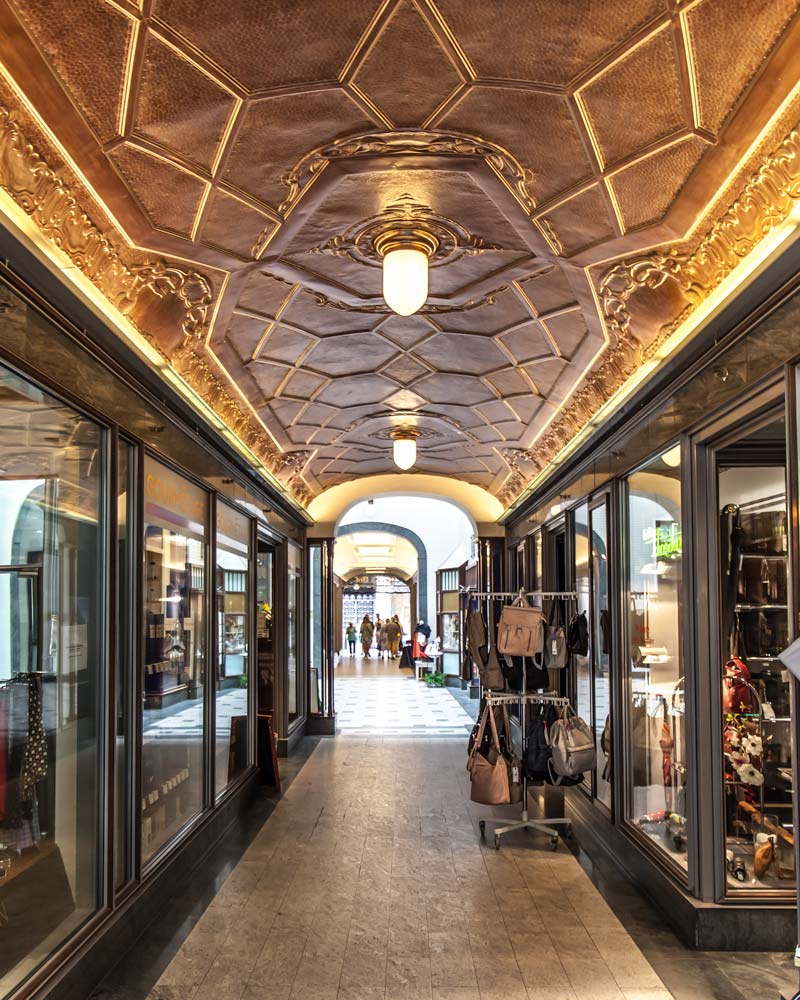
[0, 364, 105, 992]
[626, 449, 688, 872]
[142, 457, 207, 863]
[309, 543, 323, 714]
[574, 504, 592, 741]
[214, 501, 252, 798]
[256, 540, 275, 717]
[592, 503, 612, 810]
[718, 416, 792, 893]
[114, 441, 136, 889]
[287, 542, 301, 723]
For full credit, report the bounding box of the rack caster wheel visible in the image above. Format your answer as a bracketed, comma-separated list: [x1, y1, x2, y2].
[494, 834, 500, 850]
[550, 836, 559, 850]
[479, 820, 486, 840]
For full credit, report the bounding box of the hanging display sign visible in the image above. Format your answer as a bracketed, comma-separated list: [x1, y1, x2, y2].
[644, 519, 682, 560]
[144, 457, 206, 529]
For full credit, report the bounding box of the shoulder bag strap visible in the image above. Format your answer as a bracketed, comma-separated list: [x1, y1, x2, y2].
[486, 702, 502, 752]
[469, 704, 490, 763]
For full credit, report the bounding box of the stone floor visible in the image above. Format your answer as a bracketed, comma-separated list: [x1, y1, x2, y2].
[147, 736, 676, 1000]
[91, 660, 798, 1000]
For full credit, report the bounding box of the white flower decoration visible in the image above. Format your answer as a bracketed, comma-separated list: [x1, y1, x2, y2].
[736, 763, 764, 786]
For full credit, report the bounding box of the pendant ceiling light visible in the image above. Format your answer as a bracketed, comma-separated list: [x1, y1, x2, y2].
[391, 428, 420, 470]
[376, 229, 437, 316]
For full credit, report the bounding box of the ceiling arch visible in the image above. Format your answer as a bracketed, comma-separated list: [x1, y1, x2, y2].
[336, 521, 427, 618]
[1, 0, 799, 510]
[308, 473, 500, 532]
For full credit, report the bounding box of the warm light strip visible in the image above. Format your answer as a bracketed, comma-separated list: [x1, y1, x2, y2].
[0, 185, 310, 515]
[506, 206, 800, 516]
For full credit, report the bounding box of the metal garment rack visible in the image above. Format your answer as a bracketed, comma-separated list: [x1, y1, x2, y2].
[480, 690, 574, 850]
[465, 588, 578, 850]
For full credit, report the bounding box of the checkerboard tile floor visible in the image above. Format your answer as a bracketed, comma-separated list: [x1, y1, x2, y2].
[335, 673, 474, 737]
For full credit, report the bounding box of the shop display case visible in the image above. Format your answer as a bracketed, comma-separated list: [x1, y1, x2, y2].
[718, 426, 795, 895]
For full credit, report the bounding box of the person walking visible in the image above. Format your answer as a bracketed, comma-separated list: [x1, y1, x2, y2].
[345, 621, 356, 655]
[379, 619, 389, 659]
[374, 615, 383, 656]
[360, 615, 374, 658]
[384, 616, 401, 658]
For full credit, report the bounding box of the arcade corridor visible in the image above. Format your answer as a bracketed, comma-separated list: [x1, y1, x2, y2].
[2, 3, 800, 1000]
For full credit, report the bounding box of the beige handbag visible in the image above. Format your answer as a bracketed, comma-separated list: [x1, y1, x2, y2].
[497, 596, 543, 657]
[467, 703, 510, 805]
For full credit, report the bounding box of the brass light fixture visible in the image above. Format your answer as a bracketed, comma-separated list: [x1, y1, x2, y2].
[390, 427, 421, 470]
[376, 228, 437, 316]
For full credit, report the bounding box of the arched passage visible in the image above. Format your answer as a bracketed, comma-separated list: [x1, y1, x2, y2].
[336, 520, 427, 621]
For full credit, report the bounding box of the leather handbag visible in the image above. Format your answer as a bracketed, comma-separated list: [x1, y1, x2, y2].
[501, 705, 523, 804]
[466, 608, 505, 689]
[548, 705, 596, 778]
[467, 703, 510, 805]
[497, 596, 543, 657]
[723, 657, 753, 714]
[544, 600, 568, 670]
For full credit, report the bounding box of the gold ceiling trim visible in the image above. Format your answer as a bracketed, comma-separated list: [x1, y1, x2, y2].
[277, 128, 538, 218]
[0, 103, 315, 508]
[304, 283, 508, 315]
[306, 194, 500, 266]
[497, 121, 800, 508]
[0, 106, 213, 343]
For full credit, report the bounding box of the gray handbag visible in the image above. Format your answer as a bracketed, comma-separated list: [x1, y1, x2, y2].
[543, 600, 569, 670]
[547, 705, 596, 778]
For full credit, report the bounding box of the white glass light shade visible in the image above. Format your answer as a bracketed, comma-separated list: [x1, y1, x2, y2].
[662, 444, 681, 468]
[393, 436, 417, 470]
[382, 247, 428, 316]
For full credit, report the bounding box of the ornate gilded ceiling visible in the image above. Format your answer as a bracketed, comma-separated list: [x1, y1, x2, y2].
[0, 0, 799, 509]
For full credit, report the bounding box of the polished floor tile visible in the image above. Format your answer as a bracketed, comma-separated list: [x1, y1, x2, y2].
[149, 737, 675, 1000]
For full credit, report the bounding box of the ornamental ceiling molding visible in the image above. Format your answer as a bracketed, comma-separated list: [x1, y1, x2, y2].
[0, 106, 213, 344]
[497, 121, 800, 508]
[0, 103, 313, 507]
[304, 283, 508, 315]
[306, 194, 501, 267]
[275, 129, 538, 221]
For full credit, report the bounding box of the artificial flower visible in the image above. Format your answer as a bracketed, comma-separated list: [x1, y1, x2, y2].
[736, 763, 764, 786]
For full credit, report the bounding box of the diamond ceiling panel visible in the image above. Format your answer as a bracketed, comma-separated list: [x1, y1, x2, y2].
[442, 87, 594, 204]
[5, 0, 799, 507]
[133, 33, 236, 170]
[306, 334, 396, 377]
[352, 0, 462, 126]
[579, 26, 687, 167]
[153, 0, 384, 90]
[432, 0, 664, 85]
[108, 144, 203, 238]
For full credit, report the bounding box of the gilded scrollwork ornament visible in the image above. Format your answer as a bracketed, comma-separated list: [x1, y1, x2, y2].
[278, 129, 537, 219]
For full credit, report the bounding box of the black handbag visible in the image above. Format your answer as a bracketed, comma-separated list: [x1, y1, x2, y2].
[524, 703, 558, 782]
[566, 610, 588, 656]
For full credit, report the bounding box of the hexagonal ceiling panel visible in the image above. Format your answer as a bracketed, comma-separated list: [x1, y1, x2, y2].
[2, 0, 799, 507]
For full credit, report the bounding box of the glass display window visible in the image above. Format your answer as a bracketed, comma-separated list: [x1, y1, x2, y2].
[591, 502, 612, 811]
[215, 501, 252, 798]
[287, 542, 301, 723]
[0, 363, 105, 994]
[717, 415, 793, 894]
[142, 457, 207, 863]
[626, 448, 688, 873]
[574, 504, 592, 744]
[256, 540, 275, 717]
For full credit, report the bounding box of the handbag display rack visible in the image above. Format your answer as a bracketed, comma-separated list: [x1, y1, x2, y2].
[479, 690, 574, 850]
[465, 588, 578, 851]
